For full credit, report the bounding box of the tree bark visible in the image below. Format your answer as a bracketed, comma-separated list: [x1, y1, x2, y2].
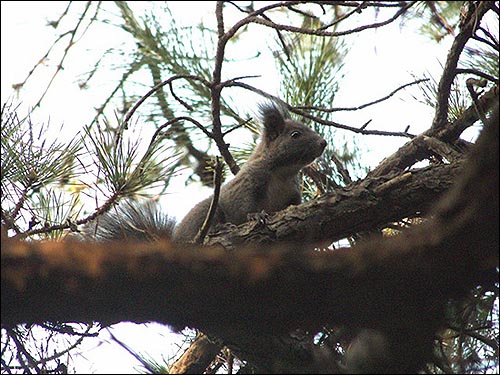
[2, 104, 498, 372]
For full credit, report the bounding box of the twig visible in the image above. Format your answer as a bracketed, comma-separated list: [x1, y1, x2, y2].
[9, 328, 42, 373]
[121, 74, 210, 128]
[224, 81, 416, 138]
[152, 117, 212, 145]
[295, 78, 430, 112]
[222, 117, 252, 137]
[210, 1, 240, 176]
[14, 193, 120, 240]
[317, 2, 367, 31]
[368, 86, 498, 178]
[31, 2, 99, 110]
[331, 153, 353, 185]
[169, 81, 194, 111]
[455, 68, 498, 84]
[261, 12, 292, 61]
[471, 34, 499, 51]
[10, 186, 29, 221]
[221, 75, 261, 84]
[221, 1, 415, 51]
[477, 25, 499, 50]
[245, 2, 415, 38]
[107, 329, 156, 374]
[466, 78, 488, 125]
[194, 157, 224, 244]
[22, 324, 96, 366]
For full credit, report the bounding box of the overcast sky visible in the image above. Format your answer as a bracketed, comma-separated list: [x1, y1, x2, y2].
[1, 2, 459, 373]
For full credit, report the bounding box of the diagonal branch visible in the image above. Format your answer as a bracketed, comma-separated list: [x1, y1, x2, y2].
[430, 1, 493, 131]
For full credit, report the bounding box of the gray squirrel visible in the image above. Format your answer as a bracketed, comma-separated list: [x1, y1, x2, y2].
[82, 102, 327, 243]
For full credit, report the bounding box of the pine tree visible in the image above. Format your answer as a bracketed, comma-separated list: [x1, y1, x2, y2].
[1, 1, 498, 373]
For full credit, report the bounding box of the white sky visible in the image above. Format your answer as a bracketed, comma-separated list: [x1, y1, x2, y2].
[1, 1, 458, 373]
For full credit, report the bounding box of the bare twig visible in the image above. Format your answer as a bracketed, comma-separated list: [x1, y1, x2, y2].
[169, 81, 194, 111]
[121, 74, 211, 129]
[9, 329, 42, 373]
[29, 2, 99, 110]
[222, 117, 252, 137]
[476, 25, 499, 50]
[471, 34, 499, 51]
[331, 153, 353, 185]
[194, 157, 224, 244]
[210, 1, 240, 176]
[225, 80, 417, 137]
[244, 1, 416, 38]
[466, 78, 488, 125]
[20, 324, 96, 366]
[456, 68, 498, 84]
[108, 329, 156, 374]
[316, 2, 367, 31]
[295, 78, 430, 112]
[152, 116, 212, 145]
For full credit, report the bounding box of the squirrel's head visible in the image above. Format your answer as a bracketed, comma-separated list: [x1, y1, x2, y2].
[256, 101, 327, 172]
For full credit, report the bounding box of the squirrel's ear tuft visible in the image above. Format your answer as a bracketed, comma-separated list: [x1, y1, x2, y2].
[258, 101, 290, 140]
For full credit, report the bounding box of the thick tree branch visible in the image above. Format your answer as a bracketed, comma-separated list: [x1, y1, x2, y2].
[206, 159, 463, 248]
[2, 101, 497, 331]
[2, 103, 498, 372]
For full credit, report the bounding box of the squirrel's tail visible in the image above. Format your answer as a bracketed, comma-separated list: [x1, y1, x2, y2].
[81, 200, 175, 242]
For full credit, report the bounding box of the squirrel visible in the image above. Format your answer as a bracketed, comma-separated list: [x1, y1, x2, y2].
[82, 101, 327, 243]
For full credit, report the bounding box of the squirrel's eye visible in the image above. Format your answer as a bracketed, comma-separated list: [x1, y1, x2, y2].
[291, 130, 301, 138]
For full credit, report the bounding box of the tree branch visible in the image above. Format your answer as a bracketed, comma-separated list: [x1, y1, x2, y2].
[2, 102, 497, 373]
[2, 103, 498, 373]
[431, 1, 492, 131]
[206, 159, 463, 248]
[369, 85, 498, 178]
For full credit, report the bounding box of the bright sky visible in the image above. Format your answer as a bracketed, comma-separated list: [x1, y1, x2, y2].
[1, 1, 457, 373]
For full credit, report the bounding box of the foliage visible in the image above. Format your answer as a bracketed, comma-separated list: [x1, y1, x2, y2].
[1, 1, 498, 374]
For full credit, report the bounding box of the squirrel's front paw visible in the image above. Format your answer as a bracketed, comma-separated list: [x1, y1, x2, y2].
[247, 210, 269, 225]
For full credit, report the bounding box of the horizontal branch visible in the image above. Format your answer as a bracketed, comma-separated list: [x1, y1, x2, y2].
[2, 107, 497, 329]
[226, 81, 416, 137]
[2, 103, 498, 373]
[242, 2, 415, 38]
[294, 78, 429, 113]
[206, 161, 464, 248]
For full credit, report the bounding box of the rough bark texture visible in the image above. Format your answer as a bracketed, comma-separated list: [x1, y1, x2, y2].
[168, 333, 222, 374]
[0, 157, 473, 329]
[205, 161, 463, 248]
[2, 2, 497, 373]
[2, 103, 498, 373]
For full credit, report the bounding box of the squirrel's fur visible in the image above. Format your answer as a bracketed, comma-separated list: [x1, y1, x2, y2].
[83, 102, 326, 243]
